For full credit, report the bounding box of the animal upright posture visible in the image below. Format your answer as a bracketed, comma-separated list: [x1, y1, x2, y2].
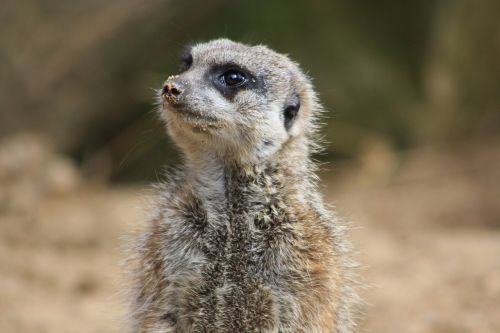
[131, 39, 359, 333]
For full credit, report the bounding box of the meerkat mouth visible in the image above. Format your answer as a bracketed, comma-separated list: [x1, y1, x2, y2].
[164, 104, 226, 130]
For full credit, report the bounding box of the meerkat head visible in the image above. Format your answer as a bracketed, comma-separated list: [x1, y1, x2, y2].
[159, 39, 321, 164]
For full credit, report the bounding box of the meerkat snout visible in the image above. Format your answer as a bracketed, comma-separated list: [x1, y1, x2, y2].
[161, 79, 187, 105]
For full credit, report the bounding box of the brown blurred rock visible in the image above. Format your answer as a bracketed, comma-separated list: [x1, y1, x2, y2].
[0, 133, 81, 213]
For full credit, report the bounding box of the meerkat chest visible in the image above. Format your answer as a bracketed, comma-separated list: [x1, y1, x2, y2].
[154, 173, 338, 332]
[164, 187, 301, 279]
[160, 187, 311, 332]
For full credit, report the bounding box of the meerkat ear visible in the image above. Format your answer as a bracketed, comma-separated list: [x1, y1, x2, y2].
[283, 94, 300, 131]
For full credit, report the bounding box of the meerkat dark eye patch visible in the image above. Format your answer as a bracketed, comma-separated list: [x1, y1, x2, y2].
[283, 96, 300, 131]
[179, 48, 193, 72]
[210, 63, 259, 99]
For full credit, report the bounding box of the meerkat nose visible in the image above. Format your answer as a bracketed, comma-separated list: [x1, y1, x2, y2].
[161, 79, 187, 104]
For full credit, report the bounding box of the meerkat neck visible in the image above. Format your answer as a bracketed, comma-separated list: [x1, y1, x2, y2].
[183, 143, 312, 201]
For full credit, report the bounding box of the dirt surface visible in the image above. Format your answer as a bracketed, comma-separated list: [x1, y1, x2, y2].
[1, 135, 499, 333]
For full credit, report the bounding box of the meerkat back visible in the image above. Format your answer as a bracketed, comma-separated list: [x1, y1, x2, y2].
[130, 39, 360, 333]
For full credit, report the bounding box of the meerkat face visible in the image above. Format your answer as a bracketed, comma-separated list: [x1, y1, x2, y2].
[160, 39, 316, 162]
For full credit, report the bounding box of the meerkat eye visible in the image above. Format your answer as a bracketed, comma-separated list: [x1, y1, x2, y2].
[220, 69, 247, 87]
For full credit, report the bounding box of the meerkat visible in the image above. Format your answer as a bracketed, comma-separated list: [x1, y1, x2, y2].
[130, 39, 360, 333]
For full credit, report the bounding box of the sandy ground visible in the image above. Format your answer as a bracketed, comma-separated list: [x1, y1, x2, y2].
[1, 135, 499, 333]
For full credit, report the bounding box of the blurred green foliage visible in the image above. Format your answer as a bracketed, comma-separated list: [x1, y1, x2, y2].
[1, 0, 499, 182]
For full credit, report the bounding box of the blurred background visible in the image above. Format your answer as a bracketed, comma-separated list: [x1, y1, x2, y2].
[1, 0, 499, 332]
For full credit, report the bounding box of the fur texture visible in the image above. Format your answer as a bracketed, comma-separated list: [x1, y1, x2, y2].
[130, 39, 360, 333]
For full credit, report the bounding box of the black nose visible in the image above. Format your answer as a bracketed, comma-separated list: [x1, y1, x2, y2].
[161, 80, 186, 104]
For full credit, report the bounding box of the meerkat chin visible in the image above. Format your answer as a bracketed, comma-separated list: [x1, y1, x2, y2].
[131, 39, 360, 333]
